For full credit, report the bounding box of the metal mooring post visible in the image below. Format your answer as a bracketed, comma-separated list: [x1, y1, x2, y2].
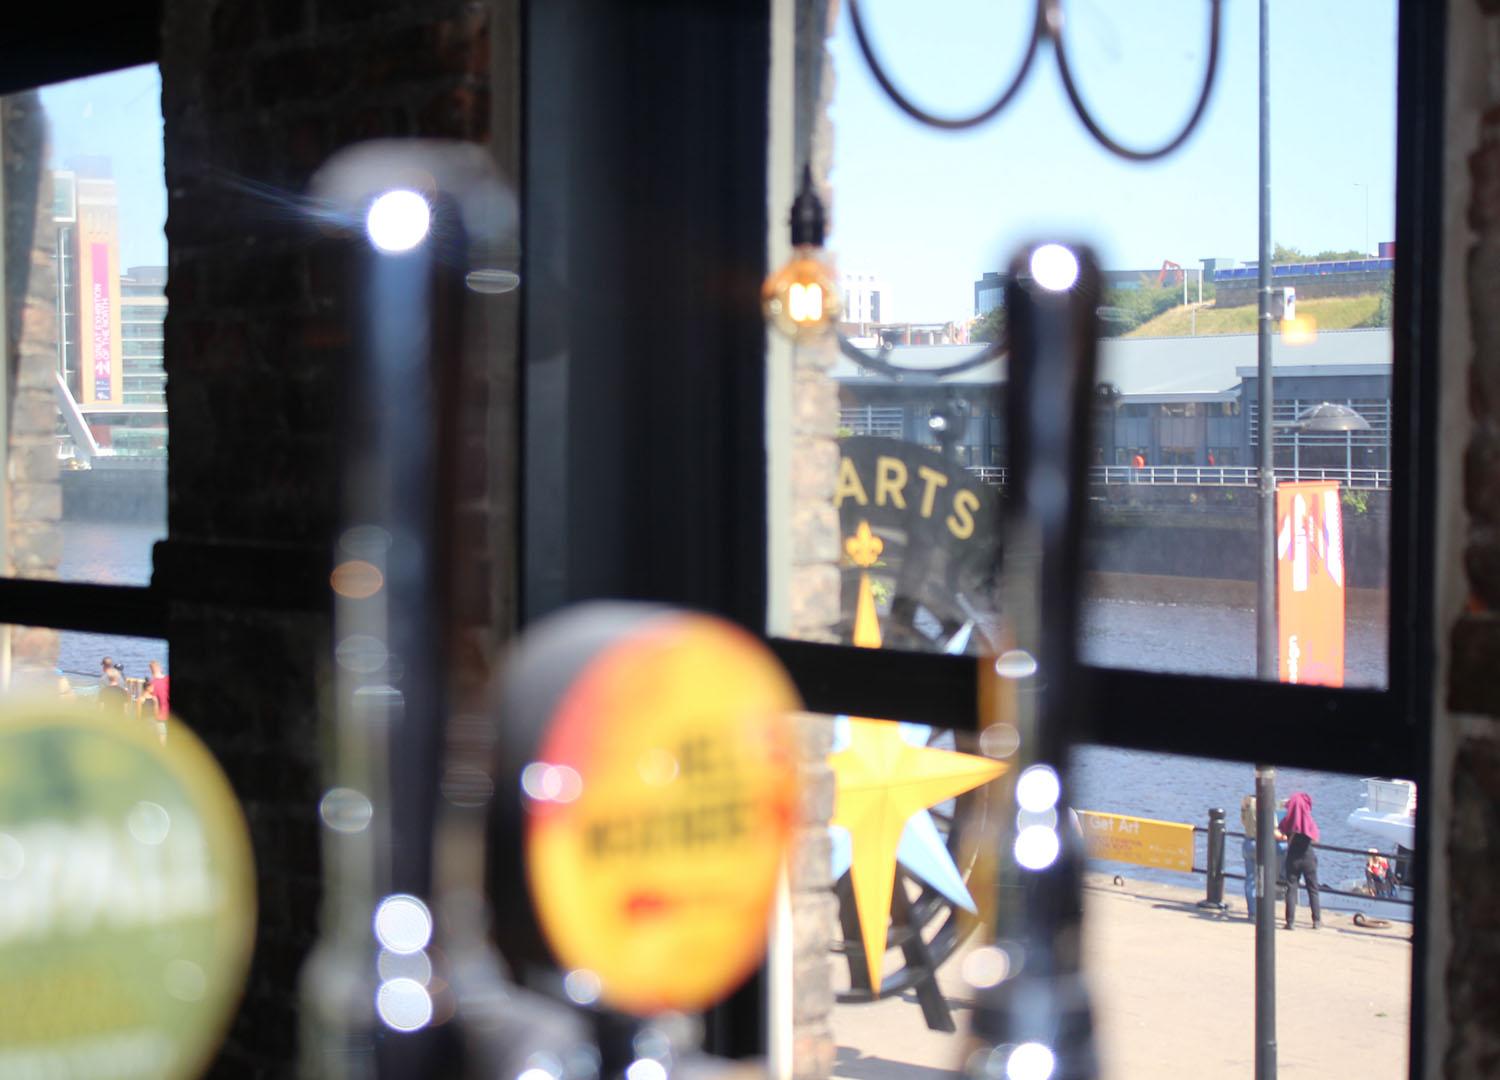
[1198, 808, 1227, 910]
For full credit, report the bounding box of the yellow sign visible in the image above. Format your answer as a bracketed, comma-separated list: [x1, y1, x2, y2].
[0, 700, 255, 1080]
[525, 612, 799, 1015]
[1078, 810, 1195, 873]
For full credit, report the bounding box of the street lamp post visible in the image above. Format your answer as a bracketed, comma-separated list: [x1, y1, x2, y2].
[1255, 5, 1277, 1080]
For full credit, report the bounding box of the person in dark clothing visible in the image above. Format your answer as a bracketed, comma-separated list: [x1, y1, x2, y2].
[98, 667, 130, 715]
[1279, 791, 1322, 929]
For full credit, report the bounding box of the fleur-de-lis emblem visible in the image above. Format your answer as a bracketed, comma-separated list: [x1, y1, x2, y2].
[845, 520, 883, 569]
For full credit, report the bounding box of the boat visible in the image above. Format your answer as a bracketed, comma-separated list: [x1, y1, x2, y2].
[1345, 777, 1416, 849]
[1325, 777, 1416, 924]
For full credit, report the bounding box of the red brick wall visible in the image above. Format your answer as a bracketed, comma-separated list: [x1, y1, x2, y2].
[157, 1, 508, 1072]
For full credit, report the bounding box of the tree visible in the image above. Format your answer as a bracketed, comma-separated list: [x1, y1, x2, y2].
[972, 305, 1006, 343]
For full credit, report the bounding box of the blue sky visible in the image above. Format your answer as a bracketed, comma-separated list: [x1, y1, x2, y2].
[29, 3, 1399, 324]
[828, 0, 1398, 323]
[38, 65, 167, 272]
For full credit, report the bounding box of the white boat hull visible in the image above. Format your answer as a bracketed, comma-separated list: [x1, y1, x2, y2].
[1346, 806, 1416, 850]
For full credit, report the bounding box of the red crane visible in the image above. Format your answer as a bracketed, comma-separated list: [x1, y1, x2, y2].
[1157, 259, 1184, 287]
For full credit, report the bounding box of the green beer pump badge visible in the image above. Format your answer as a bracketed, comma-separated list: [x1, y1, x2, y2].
[0, 701, 254, 1080]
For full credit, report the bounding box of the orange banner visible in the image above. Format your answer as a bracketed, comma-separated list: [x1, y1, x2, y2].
[1276, 481, 1345, 686]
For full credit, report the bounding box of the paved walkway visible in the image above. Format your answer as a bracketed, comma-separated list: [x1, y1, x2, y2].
[831, 873, 1412, 1079]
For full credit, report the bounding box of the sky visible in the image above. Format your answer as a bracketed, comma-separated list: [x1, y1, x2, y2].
[827, 0, 1399, 324]
[23, 2, 1400, 323]
[37, 65, 167, 272]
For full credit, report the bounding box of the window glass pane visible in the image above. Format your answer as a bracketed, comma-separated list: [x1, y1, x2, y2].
[786, 713, 1012, 1076]
[3, 66, 166, 586]
[786, 722, 1415, 1077]
[768, 1, 1395, 689]
[2, 623, 169, 729]
[1073, 748, 1413, 1076]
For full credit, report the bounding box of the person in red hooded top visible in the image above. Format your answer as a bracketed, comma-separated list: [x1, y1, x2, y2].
[148, 659, 170, 719]
[1279, 791, 1322, 929]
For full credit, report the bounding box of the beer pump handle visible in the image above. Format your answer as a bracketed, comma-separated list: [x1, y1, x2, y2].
[967, 243, 1101, 1080]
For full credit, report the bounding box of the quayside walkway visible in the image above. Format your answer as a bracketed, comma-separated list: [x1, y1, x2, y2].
[831, 873, 1412, 1080]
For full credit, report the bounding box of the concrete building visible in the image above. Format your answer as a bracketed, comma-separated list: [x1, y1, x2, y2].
[836, 328, 1392, 472]
[839, 270, 887, 324]
[50, 167, 166, 456]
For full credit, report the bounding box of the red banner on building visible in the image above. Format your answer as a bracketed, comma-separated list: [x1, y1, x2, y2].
[1276, 481, 1345, 686]
[90, 241, 113, 401]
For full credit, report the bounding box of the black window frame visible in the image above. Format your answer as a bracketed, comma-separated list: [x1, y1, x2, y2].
[523, 0, 1442, 1068]
[0, 9, 167, 641]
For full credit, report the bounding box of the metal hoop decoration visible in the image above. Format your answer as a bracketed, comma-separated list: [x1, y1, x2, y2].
[838, 331, 1005, 381]
[846, 0, 1046, 131]
[1051, 0, 1224, 162]
[846, 0, 1224, 163]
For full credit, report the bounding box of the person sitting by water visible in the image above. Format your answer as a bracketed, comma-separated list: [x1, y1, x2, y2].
[1366, 849, 1393, 897]
[1279, 791, 1323, 929]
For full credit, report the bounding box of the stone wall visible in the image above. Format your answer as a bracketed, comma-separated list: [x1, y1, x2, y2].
[1437, 0, 1500, 1076]
[156, 1, 510, 1072]
[2, 91, 61, 684]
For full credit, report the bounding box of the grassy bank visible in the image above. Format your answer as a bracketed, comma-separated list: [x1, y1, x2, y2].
[1127, 292, 1384, 338]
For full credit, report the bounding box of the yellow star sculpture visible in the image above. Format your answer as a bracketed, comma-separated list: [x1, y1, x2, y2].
[830, 718, 1006, 987]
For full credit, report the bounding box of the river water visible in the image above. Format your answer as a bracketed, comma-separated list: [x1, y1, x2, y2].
[55, 519, 1402, 892]
[54, 519, 165, 684]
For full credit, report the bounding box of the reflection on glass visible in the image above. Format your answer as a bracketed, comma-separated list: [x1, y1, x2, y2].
[811, 714, 1010, 1075]
[773, 1, 1395, 687]
[1071, 746, 1412, 1077]
[3, 624, 168, 736]
[1, 66, 166, 588]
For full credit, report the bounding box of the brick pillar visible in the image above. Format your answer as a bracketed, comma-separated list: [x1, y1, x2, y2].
[157, 1, 507, 1072]
[1445, 2, 1500, 1076]
[784, 4, 841, 1078]
[1, 92, 61, 686]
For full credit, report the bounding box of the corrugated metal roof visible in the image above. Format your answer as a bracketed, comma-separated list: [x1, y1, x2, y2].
[830, 328, 1393, 400]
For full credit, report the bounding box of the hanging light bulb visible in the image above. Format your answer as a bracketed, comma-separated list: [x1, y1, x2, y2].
[763, 165, 841, 339]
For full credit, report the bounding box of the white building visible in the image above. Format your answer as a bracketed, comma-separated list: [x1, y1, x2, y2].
[840, 271, 889, 325]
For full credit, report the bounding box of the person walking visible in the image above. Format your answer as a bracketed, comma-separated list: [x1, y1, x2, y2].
[1279, 791, 1323, 929]
[1240, 793, 1287, 920]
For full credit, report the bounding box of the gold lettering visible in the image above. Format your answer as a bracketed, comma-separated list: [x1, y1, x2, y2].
[835, 457, 869, 508]
[875, 457, 908, 509]
[946, 489, 980, 540]
[916, 466, 949, 518]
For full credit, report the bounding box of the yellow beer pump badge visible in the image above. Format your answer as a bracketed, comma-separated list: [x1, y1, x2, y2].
[0, 700, 255, 1080]
[525, 614, 799, 1015]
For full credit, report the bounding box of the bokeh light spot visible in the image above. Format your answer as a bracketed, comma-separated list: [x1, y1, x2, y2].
[1016, 766, 1060, 813]
[1029, 244, 1079, 292]
[1015, 825, 1061, 870]
[1006, 1041, 1056, 1080]
[376, 977, 433, 1032]
[320, 787, 374, 833]
[366, 190, 431, 253]
[331, 559, 384, 599]
[373, 894, 432, 954]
